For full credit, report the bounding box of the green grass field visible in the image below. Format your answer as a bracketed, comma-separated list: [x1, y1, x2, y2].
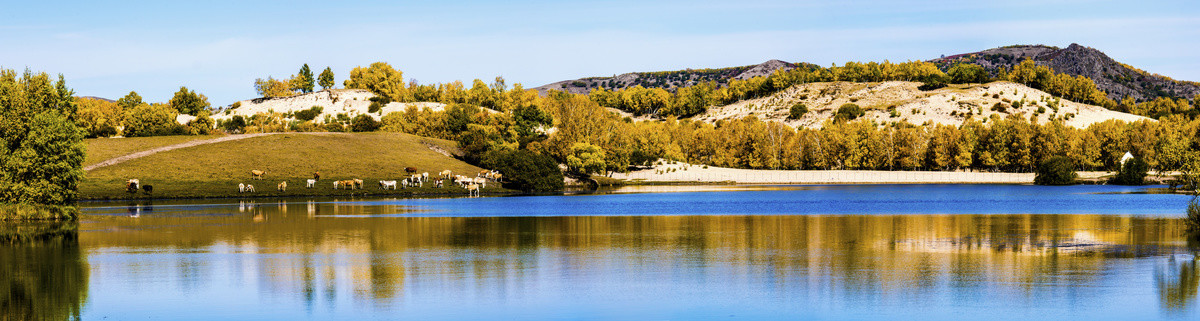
[81, 132, 500, 200]
[84, 134, 226, 167]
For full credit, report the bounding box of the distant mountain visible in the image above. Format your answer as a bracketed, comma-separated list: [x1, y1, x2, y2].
[931, 43, 1200, 102]
[533, 60, 808, 95]
[78, 96, 115, 102]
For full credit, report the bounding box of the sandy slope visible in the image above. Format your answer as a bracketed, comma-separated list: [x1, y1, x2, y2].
[695, 81, 1148, 129]
[214, 89, 448, 122]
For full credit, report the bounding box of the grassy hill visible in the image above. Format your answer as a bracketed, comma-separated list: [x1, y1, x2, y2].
[81, 132, 494, 200]
[85, 135, 226, 168]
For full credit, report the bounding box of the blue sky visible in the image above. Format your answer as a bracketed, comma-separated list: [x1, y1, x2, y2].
[1, 0, 1198, 105]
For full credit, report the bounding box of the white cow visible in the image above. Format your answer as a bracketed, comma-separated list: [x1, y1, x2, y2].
[380, 180, 398, 190]
[306, 179, 316, 188]
[245, 184, 255, 193]
[473, 177, 487, 189]
[238, 183, 245, 193]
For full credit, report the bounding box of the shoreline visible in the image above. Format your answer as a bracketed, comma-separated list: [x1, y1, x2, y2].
[608, 164, 1121, 185]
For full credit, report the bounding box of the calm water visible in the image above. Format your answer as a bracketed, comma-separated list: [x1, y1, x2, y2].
[5, 184, 1200, 320]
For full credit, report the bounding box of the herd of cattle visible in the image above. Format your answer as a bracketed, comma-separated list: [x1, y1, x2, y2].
[124, 167, 501, 197]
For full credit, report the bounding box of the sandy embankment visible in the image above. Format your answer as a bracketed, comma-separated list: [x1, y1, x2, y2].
[611, 163, 1113, 184]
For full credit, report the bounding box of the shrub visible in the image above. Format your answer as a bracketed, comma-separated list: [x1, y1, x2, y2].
[1111, 156, 1149, 185]
[294, 106, 323, 121]
[0, 203, 78, 221]
[991, 102, 1007, 113]
[481, 149, 564, 192]
[788, 103, 808, 119]
[1187, 197, 1200, 233]
[223, 115, 247, 132]
[834, 103, 864, 122]
[350, 114, 379, 132]
[1034, 156, 1077, 185]
[231, 101, 242, 109]
[123, 103, 185, 137]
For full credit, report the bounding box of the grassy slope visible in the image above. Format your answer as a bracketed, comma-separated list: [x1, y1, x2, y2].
[81, 132, 493, 200]
[85, 134, 226, 167]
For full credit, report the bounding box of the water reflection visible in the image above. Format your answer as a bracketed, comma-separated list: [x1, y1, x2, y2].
[70, 200, 1200, 319]
[1, 222, 89, 321]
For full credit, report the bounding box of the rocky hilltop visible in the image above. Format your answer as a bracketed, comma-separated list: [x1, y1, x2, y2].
[533, 60, 805, 95]
[932, 43, 1200, 102]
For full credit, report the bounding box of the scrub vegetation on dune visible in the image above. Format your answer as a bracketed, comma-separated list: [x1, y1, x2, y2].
[80, 132, 494, 199]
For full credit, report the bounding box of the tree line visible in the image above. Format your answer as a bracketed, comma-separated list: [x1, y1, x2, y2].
[0, 68, 85, 213]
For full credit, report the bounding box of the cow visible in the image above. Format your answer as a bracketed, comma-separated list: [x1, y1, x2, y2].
[141, 184, 154, 195]
[250, 170, 266, 180]
[422, 172, 429, 183]
[380, 180, 398, 190]
[245, 184, 255, 192]
[239, 183, 246, 193]
[126, 179, 140, 193]
[405, 167, 417, 175]
[277, 181, 287, 192]
[306, 179, 316, 188]
[478, 170, 490, 177]
[440, 170, 452, 180]
[473, 177, 487, 189]
[436, 180, 444, 188]
[333, 181, 341, 189]
[313, 171, 320, 181]
[353, 179, 364, 190]
[465, 183, 480, 197]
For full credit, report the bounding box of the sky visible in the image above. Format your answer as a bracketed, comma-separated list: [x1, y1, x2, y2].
[1, 0, 1198, 105]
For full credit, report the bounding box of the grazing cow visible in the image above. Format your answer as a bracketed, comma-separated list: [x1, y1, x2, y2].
[125, 179, 140, 193]
[313, 171, 320, 181]
[353, 179, 364, 190]
[333, 181, 341, 189]
[245, 184, 255, 193]
[380, 180, 397, 190]
[436, 180, 443, 188]
[492, 173, 502, 182]
[277, 181, 287, 192]
[422, 172, 429, 183]
[440, 170, 452, 180]
[405, 167, 417, 175]
[141, 185, 154, 195]
[478, 170, 490, 177]
[473, 177, 487, 189]
[465, 183, 480, 197]
[239, 183, 246, 193]
[454, 176, 472, 187]
[306, 179, 316, 188]
[250, 170, 266, 180]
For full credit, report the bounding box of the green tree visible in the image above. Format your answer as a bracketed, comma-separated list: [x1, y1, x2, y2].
[481, 149, 564, 192]
[117, 91, 143, 110]
[947, 63, 988, 84]
[344, 62, 407, 102]
[567, 142, 607, 174]
[0, 69, 85, 206]
[123, 103, 180, 137]
[512, 103, 553, 138]
[318, 67, 335, 90]
[1111, 156, 1149, 185]
[1034, 156, 1077, 185]
[293, 64, 315, 93]
[168, 86, 210, 116]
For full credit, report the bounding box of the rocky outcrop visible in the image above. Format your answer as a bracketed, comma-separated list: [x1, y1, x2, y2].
[533, 60, 801, 95]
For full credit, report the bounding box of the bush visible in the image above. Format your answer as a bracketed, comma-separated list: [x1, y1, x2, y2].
[1111, 156, 1149, 185]
[123, 103, 184, 137]
[223, 115, 246, 132]
[0, 203, 78, 221]
[1034, 156, 1077, 185]
[350, 114, 379, 132]
[294, 106, 323, 121]
[788, 103, 808, 119]
[834, 103, 864, 122]
[991, 102, 1007, 113]
[481, 149, 564, 192]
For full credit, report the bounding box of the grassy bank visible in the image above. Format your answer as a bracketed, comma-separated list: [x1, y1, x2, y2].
[0, 203, 79, 221]
[81, 132, 510, 200]
[84, 134, 226, 168]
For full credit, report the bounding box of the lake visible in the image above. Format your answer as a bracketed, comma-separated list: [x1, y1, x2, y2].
[4, 184, 1200, 320]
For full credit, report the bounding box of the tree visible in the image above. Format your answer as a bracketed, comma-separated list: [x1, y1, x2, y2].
[254, 77, 293, 98]
[567, 142, 607, 174]
[123, 103, 181, 137]
[947, 63, 988, 84]
[350, 114, 379, 132]
[481, 149, 564, 192]
[293, 64, 315, 93]
[1111, 155, 1149, 185]
[0, 69, 85, 206]
[318, 67, 335, 90]
[117, 91, 143, 110]
[512, 103, 553, 138]
[223, 115, 247, 132]
[76, 97, 122, 138]
[1034, 156, 1077, 185]
[168, 86, 210, 116]
[788, 102, 808, 119]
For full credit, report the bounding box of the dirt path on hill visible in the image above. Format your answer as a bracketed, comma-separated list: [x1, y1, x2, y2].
[84, 133, 280, 171]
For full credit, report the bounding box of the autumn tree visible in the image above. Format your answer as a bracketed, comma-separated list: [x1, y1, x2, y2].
[117, 91, 143, 110]
[344, 62, 407, 102]
[254, 77, 293, 98]
[0, 69, 85, 207]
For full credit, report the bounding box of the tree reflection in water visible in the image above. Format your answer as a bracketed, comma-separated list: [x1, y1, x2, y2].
[0, 222, 88, 321]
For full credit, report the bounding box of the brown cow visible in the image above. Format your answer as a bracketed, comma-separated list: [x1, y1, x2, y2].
[405, 167, 417, 175]
[250, 170, 265, 180]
